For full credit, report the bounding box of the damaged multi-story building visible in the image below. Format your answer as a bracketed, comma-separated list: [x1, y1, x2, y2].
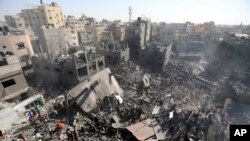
[4, 14, 26, 29]
[184, 21, 215, 34]
[31, 49, 105, 87]
[0, 55, 29, 101]
[126, 17, 152, 58]
[93, 25, 108, 42]
[77, 29, 95, 45]
[138, 42, 173, 71]
[97, 41, 129, 66]
[92, 20, 130, 67]
[107, 20, 126, 41]
[20, 2, 65, 29]
[65, 15, 86, 30]
[154, 22, 185, 45]
[35, 25, 79, 59]
[126, 17, 172, 71]
[0, 31, 34, 71]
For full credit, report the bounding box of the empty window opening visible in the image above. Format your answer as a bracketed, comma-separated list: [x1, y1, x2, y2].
[78, 67, 88, 77]
[17, 42, 25, 49]
[0, 58, 8, 66]
[92, 63, 96, 70]
[20, 55, 29, 62]
[0, 51, 5, 57]
[2, 79, 16, 88]
[122, 56, 125, 61]
[5, 51, 14, 56]
[67, 71, 73, 75]
[54, 68, 61, 72]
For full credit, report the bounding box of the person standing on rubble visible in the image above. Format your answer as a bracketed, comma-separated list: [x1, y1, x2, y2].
[27, 110, 34, 121]
[31, 108, 37, 117]
[35, 103, 41, 116]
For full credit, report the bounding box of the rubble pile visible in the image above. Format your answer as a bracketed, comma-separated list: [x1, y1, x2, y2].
[112, 60, 221, 140]
[2, 54, 250, 141]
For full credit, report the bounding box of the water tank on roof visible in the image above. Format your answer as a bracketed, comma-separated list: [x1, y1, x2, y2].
[51, 2, 58, 7]
[137, 17, 141, 22]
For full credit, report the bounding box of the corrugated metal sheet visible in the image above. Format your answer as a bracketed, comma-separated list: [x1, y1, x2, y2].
[126, 119, 155, 141]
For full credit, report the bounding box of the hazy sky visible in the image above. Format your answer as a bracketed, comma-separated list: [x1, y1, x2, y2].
[0, 0, 249, 25]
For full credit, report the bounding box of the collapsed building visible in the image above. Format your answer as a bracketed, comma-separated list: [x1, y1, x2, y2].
[97, 41, 130, 66]
[35, 25, 79, 59]
[138, 42, 172, 72]
[67, 67, 123, 112]
[126, 17, 152, 58]
[107, 21, 126, 42]
[223, 32, 250, 45]
[126, 17, 172, 72]
[0, 13, 249, 141]
[31, 49, 105, 87]
[1, 42, 247, 141]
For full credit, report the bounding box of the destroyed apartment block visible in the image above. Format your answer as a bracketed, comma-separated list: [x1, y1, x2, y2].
[138, 42, 172, 72]
[31, 49, 105, 87]
[97, 41, 130, 66]
[0, 2, 249, 141]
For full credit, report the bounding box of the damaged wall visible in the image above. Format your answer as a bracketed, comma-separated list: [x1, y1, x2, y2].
[0, 56, 28, 100]
[31, 53, 105, 87]
[97, 42, 130, 66]
[138, 42, 172, 72]
[68, 67, 123, 112]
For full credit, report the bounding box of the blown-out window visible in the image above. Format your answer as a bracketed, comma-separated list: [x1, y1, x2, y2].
[20, 55, 29, 62]
[2, 79, 16, 88]
[44, 66, 50, 70]
[17, 42, 25, 49]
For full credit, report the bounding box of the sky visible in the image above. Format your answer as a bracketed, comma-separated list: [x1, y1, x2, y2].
[0, 0, 249, 25]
